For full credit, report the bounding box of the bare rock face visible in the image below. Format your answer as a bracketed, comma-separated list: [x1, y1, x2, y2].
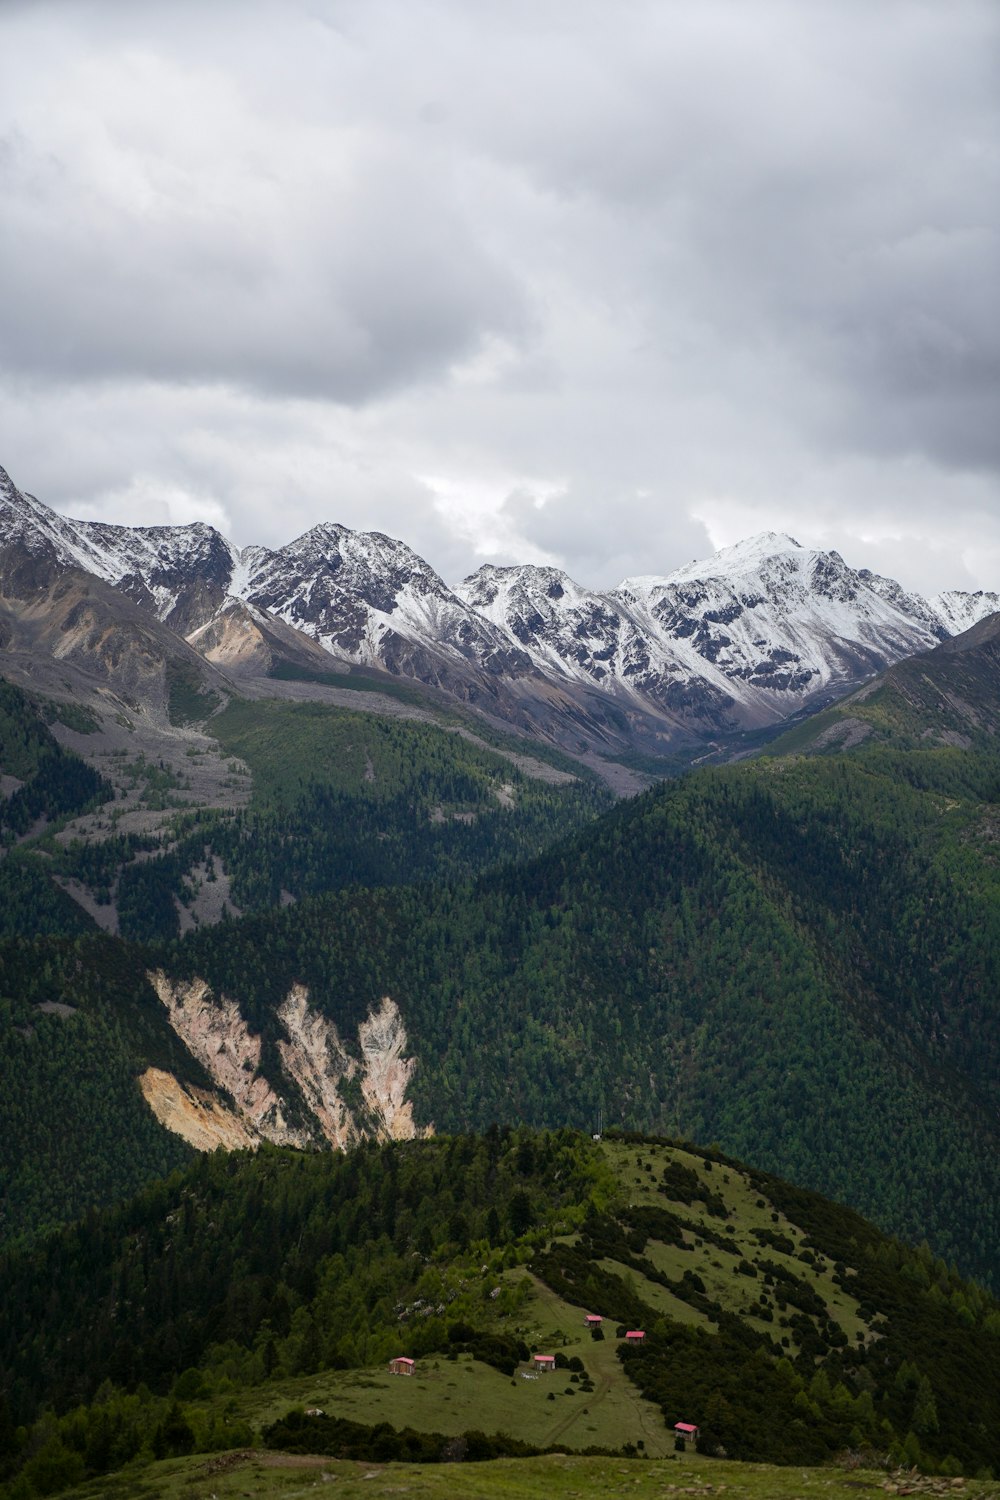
[185, 596, 341, 679]
[146, 970, 429, 1152]
[148, 971, 311, 1146]
[138, 1067, 258, 1151]
[275, 984, 357, 1149]
[359, 995, 422, 1140]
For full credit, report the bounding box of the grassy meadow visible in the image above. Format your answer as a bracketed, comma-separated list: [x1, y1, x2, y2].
[54, 1449, 999, 1500]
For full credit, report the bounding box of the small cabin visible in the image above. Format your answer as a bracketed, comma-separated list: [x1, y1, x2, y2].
[674, 1421, 699, 1440]
[584, 1314, 602, 1328]
[625, 1330, 645, 1343]
[533, 1354, 556, 1372]
[389, 1356, 415, 1376]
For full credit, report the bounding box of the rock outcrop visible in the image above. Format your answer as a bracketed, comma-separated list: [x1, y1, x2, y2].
[146, 970, 429, 1152]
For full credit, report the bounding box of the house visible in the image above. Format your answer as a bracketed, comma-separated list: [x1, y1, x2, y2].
[389, 1356, 415, 1376]
[625, 1330, 645, 1343]
[533, 1354, 556, 1372]
[674, 1421, 699, 1440]
[584, 1314, 602, 1329]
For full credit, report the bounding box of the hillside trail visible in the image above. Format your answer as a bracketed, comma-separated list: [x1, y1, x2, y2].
[544, 1360, 663, 1452]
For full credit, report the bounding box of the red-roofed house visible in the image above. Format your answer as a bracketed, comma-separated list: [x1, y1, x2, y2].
[625, 1330, 645, 1343]
[584, 1314, 602, 1328]
[674, 1421, 699, 1440]
[389, 1357, 415, 1376]
[533, 1354, 556, 1372]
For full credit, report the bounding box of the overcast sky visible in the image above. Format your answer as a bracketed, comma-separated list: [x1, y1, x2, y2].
[1, 0, 998, 595]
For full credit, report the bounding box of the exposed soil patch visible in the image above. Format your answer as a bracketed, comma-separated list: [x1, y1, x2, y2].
[574, 753, 656, 797]
[810, 716, 874, 751]
[53, 876, 119, 934]
[139, 1067, 258, 1151]
[179, 855, 243, 929]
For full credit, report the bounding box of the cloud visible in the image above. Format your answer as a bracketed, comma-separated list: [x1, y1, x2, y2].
[0, 0, 997, 597]
[0, 37, 528, 400]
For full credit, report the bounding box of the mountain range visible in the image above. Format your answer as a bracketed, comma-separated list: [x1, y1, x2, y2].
[3, 462, 998, 759]
[6, 462, 1000, 1491]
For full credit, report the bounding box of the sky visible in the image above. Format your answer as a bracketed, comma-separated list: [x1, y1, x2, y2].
[0, 0, 998, 596]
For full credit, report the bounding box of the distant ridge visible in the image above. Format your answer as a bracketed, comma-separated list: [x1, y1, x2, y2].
[2, 462, 997, 754]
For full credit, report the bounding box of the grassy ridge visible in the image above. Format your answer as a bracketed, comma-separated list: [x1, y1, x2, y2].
[3, 1130, 1000, 1495]
[33, 1450, 970, 1500]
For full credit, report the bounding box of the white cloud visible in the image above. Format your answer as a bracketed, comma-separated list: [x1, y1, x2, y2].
[0, 0, 997, 596]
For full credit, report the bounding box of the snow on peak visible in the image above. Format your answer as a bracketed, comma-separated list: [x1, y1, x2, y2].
[3, 457, 998, 740]
[931, 589, 1000, 637]
[656, 532, 806, 587]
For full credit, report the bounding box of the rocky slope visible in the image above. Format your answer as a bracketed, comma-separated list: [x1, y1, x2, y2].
[145, 970, 428, 1152]
[4, 463, 998, 750]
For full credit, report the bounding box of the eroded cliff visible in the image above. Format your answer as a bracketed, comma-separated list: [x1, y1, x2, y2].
[144, 970, 429, 1153]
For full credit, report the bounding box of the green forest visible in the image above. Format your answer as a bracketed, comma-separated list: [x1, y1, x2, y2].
[153, 744, 1000, 1287]
[6, 666, 1000, 1494]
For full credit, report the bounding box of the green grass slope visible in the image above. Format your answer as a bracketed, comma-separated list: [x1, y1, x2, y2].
[27, 1450, 983, 1500]
[3, 1130, 1000, 1497]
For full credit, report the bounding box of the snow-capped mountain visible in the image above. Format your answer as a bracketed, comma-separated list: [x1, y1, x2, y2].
[931, 589, 1000, 638]
[0, 466, 238, 635]
[233, 523, 532, 690]
[613, 534, 951, 716]
[457, 533, 994, 731]
[2, 463, 998, 750]
[0, 467, 531, 700]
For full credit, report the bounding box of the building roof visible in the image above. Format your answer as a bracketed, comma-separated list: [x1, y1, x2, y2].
[675, 1422, 699, 1433]
[625, 1329, 645, 1337]
[585, 1314, 602, 1321]
[392, 1356, 415, 1365]
[534, 1353, 556, 1362]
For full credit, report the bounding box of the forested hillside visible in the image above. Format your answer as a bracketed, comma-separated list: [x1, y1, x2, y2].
[155, 745, 1000, 1288]
[0, 682, 115, 937]
[2, 1130, 1000, 1496]
[6, 676, 1000, 1294]
[0, 680, 611, 944]
[0, 935, 201, 1246]
[0, 679, 610, 1243]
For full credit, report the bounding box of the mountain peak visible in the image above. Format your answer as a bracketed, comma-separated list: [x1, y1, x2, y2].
[665, 531, 806, 583]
